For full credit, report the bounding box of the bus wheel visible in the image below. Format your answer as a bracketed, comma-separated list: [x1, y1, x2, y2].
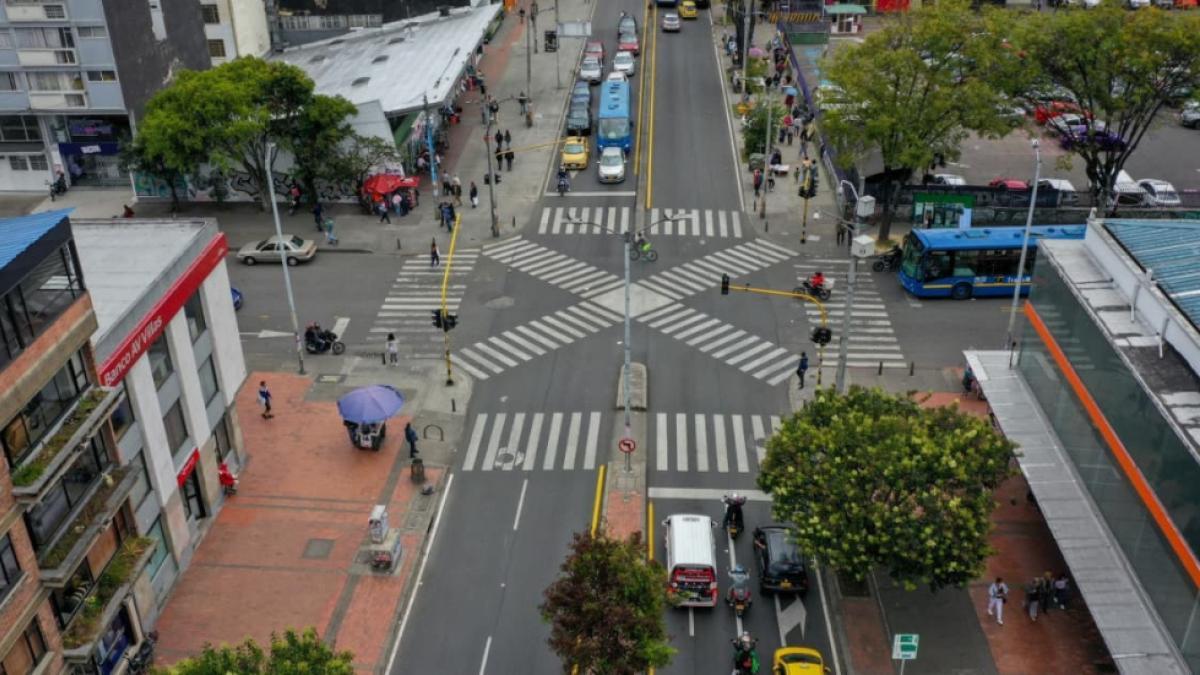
[951, 283, 973, 300]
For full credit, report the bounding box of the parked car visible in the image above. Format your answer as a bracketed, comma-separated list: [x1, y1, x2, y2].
[1033, 99, 1084, 125]
[618, 13, 637, 35]
[1047, 113, 1103, 137]
[618, 30, 639, 56]
[1181, 101, 1200, 129]
[566, 104, 593, 136]
[1111, 169, 1149, 205]
[571, 81, 591, 107]
[237, 235, 317, 266]
[580, 57, 603, 84]
[1059, 128, 1125, 152]
[560, 136, 590, 171]
[584, 40, 605, 66]
[597, 146, 626, 183]
[661, 11, 681, 31]
[933, 173, 966, 186]
[1037, 178, 1080, 205]
[1138, 178, 1182, 206]
[753, 525, 809, 596]
[613, 51, 636, 77]
[989, 178, 1030, 191]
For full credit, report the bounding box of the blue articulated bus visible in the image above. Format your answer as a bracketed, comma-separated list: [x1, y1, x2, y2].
[597, 80, 632, 154]
[898, 225, 1085, 299]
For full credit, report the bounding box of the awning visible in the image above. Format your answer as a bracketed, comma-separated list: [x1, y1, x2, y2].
[827, 3, 867, 12]
[363, 174, 419, 199]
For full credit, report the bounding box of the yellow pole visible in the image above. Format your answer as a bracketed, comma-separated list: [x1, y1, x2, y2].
[634, 0, 652, 176]
[440, 213, 463, 385]
[644, 4, 658, 209]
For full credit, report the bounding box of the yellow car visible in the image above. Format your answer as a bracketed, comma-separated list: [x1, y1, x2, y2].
[560, 136, 589, 171]
[678, 0, 698, 18]
[772, 647, 829, 675]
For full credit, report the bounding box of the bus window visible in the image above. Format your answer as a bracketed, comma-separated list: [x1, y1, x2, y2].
[900, 234, 924, 278]
[924, 251, 952, 281]
[954, 250, 979, 277]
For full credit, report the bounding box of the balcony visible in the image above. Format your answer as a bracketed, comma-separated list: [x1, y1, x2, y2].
[16, 48, 77, 66]
[37, 464, 135, 583]
[3, 0, 69, 21]
[29, 91, 87, 109]
[11, 386, 119, 497]
[60, 537, 152, 652]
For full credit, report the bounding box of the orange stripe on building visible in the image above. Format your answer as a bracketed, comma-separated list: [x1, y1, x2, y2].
[1024, 301, 1200, 589]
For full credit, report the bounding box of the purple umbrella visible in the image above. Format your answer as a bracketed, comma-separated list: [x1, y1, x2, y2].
[748, 47, 766, 58]
[337, 385, 406, 424]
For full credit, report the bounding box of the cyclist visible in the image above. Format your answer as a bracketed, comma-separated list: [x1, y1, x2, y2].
[635, 231, 652, 255]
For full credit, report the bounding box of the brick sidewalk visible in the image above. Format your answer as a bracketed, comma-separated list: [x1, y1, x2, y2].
[153, 372, 443, 673]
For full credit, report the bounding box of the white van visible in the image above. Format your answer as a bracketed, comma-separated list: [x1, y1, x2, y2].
[1037, 178, 1079, 206]
[662, 513, 718, 607]
[1113, 170, 1148, 206]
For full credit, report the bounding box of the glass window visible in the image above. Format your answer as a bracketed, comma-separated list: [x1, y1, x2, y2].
[109, 393, 134, 440]
[0, 73, 18, 92]
[162, 400, 188, 454]
[1, 619, 47, 675]
[85, 70, 117, 82]
[28, 155, 47, 171]
[0, 532, 22, 602]
[20, 246, 83, 338]
[198, 356, 219, 405]
[14, 27, 74, 49]
[50, 561, 94, 628]
[0, 116, 41, 143]
[207, 39, 226, 58]
[147, 334, 173, 389]
[24, 436, 109, 548]
[201, 4, 220, 23]
[127, 452, 153, 512]
[1, 349, 87, 466]
[183, 292, 206, 342]
[0, 33, 12, 49]
[214, 415, 233, 461]
[144, 517, 170, 580]
[25, 71, 83, 92]
[923, 250, 953, 281]
[77, 26, 108, 38]
[8, 156, 28, 171]
[181, 471, 205, 521]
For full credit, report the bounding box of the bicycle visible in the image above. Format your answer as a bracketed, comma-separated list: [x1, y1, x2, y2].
[629, 244, 658, 262]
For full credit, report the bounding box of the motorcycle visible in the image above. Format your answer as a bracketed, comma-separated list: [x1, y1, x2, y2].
[731, 632, 760, 675]
[557, 176, 570, 196]
[727, 566, 752, 618]
[794, 279, 832, 302]
[872, 246, 902, 272]
[304, 324, 346, 355]
[722, 493, 746, 539]
[126, 631, 158, 675]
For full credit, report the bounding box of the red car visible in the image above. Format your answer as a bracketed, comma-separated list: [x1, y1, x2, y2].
[584, 40, 605, 65]
[1034, 100, 1084, 125]
[989, 178, 1030, 190]
[618, 31, 639, 56]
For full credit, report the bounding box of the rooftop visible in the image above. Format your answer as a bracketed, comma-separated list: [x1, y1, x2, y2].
[1103, 220, 1200, 335]
[272, 4, 500, 116]
[0, 208, 72, 271]
[70, 219, 213, 347]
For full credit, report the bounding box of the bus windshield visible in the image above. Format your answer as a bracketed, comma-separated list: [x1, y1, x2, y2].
[599, 118, 630, 139]
[900, 233, 924, 279]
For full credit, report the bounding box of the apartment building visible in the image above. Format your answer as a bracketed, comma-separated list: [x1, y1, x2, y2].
[0, 0, 210, 192]
[200, 0, 269, 65]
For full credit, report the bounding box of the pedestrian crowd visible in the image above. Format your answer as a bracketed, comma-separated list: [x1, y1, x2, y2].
[985, 572, 1072, 627]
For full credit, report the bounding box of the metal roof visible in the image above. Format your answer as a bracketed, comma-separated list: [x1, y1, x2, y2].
[272, 5, 501, 117]
[826, 3, 868, 13]
[0, 208, 73, 271]
[1105, 220, 1200, 332]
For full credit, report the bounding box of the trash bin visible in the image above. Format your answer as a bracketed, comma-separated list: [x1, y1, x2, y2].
[544, 30, 558, 52]
[410, 457, 425, 483]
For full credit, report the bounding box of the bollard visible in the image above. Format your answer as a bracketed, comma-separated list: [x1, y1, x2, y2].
[764, 220, 769, 232]
[909, 361, 915, 376]
[381, 351, 386, 365]
[512, 215, 516, 230]
[451, 398, 456, 413]
[397, 237, 402, 250]
[878, 361, 883, 375]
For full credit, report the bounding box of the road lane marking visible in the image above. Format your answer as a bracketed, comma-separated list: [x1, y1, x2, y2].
[648, 487, 770, 501]
[481, 412, 507, 471]
[656, 412, 668, 470]
[513, 479, 528, 531]
[590, 464, 606, 536]
[694, 414, 709, 472]
[331, 316, 350, 340]
[386, 473, 454, 674]
[522, 413, 544, 471]
[713, 415, 729, 473]
[732, 415, 748, 473]
[462, 413, 488, 470]
[543, 413, 563, 470]
[675, 414, 688, 472]
[563, 412, 582, 470]
[583, 411, 601, 470]
[501, 413, 526, 470]
[817, 559, 843, 675]
[478, 635, 492, 675]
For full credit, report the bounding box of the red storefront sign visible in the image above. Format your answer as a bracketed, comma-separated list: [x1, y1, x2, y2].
[176, 448, 200, 486]
[98, 232, 229, 388]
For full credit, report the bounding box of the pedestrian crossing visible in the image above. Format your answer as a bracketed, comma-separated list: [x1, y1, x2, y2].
[637, 303, 802, 386]
[366, 249, 480, 357]
[536, 206, 745, 238]
[460, 410, 784, 472]
[483, 236, 626, 297]
[637, 239, 798, 301]
[794, 259, 907, 369]
[450, 300, 624, 380]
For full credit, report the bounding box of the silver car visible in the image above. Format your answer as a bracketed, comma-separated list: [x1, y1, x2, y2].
[613, 51, 636, 77]
[237, 234, 317, 266]
[580, 57, 603, 84]
[598, 146, 626, 183]
[661, 11, 681, 31]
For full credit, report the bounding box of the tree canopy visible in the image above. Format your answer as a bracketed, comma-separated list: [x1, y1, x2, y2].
[136, 57, 357, 208]
[167, 628, 354, 674]
[757, 387, 1014, 591]
[540, 531, 674, 674]
[1008, 4, 1200, 210]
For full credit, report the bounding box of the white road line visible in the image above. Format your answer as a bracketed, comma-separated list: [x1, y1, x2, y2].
[732, 415, 748, 473]
[725, 341, 774, 366]
[742, 347, 790, 373]
[481, 412, 507, 471]
[453, 356, 490, 380]
[648, 486, 770, 501]
[656, 412, 668, 470]
[512, 479, 528, 530]
[675, 413, 689, 472]
[523, 413, 544, 471]
[331, 316, 350, 339]
[694, 414, 709, 472]
[501, 413, 526, 471]
[563, 412, 582, 471]
[473, 341, 518, 368]
[583, 412, 601, 470]
[752, 416, 766, 465]
[478, 636, 492, 675]
[462, 414, 488, 471]
[696, 329, 746, 353]
[713, 415, 729, 473]
[459, 347, 503, 373]
[543, 413, 563, 471]
[712, 335, 759, 360]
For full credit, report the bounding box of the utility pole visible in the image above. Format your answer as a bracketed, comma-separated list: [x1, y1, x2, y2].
[742, 0, 751, 98]
[264, 142, 305, 375]
[834, 181, 873, 394]
[424, 93, 439, 198]
[760, 102, 771, 218]
[526, 11, 532, 100]
[1006, 138, 1041, 352]
[532, 0, 539, 54]
[553, 0, 562, 89]
[483, 111, 500, 237]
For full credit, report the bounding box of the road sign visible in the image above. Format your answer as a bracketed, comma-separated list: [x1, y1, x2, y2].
[892, 634, 919, 661]
[618, 438, 636, 454]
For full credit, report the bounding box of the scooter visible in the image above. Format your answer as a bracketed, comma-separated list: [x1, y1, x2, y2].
[304, 324, 346, 355]
[557, 176, 570, 196]
[795, 279, 832, 301]
[722, 493, 746, 540]
[731, 632, 760, 675]
[727, 566, 752, 618]
[873, 246, 902, 272]
[126, 631, 158, 675]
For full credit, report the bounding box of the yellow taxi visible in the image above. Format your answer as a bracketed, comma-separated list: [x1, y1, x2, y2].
[772, 647, 829, 675]
[560, 136, 589, 171]
[678, 0, 698, 18]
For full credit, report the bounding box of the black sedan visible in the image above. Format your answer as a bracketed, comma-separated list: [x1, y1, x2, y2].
[753, 525, 810, 596]
[566, 104, 592, 136]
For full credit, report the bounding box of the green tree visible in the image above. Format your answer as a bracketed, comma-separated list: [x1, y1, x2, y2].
[1009, 4, 1200, 211]
[167, 628, 354, 674]
[329, 134, 403, 211]
[136, 57, 355, 210]
[740, 101, 787, 162]
[821, 0, 1015, 241]
[119, 134, 193, 212]
[540, 531, 675, 674]
[757, 387, 1014, 591]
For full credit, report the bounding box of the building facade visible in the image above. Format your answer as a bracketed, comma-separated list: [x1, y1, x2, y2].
[275, 0, 471, 47]
[0, 0, 211, 192]
[0, 211, 247, 675]
[200, 0, 269, 65]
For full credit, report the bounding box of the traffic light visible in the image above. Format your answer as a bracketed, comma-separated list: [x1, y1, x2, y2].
[721, 274, 730, 295]
[810, 327, 832, 345]
[443, 313, 458, 332]
[808, 165, 820, 195]
[431, 310, 443, 329]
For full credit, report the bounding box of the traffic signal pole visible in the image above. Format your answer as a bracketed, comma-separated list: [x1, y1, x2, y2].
[720, 275, 832, 385]
[439, 213, 464, 386]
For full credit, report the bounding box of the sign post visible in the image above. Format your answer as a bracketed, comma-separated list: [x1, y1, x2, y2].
[618, 437, 636, 472]
[892, 633, 919, 675]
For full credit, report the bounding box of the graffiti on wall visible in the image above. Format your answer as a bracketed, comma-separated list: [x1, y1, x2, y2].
[134, 167, 360, 203]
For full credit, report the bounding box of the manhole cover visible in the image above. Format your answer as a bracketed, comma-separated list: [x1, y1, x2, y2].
[493, 449, 525, 468]
[485, 296, 515, 309]
[303, 538, 335, 559]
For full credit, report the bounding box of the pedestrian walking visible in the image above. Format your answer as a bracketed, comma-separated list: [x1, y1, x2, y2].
[289, 184, 302, 214]
[323, 218, 338, 246]
[1053, 573, 1070, 610]
[505, 148, 515, 171]
[1023, 578, 1042, 621]
[519, 6, 526, 22]
[797, 352, 809, 388]
[504, 130, 512, 148]
[518, 91, 529, 115]
[430, 238, 441, 267]
[470, 181, 479, 208]
[752, 168, 763, 197]
[399, 192, 411, 216]
[1038, 571, 1054, 614]
[489, 96, 500, 123]
[987, 577, 1009, 625]
[391, 192, 402, 214]
[312, 202, 324, 230]
[377, 200, 391, 223]
[494, 129, 504, 149]
[405, 422, 419, 457]
[495, 148, 504, 169]
[386, 333, 399, 366]
[452, 174, 463, 206]
[837, 222, 847, 246]
[257, 381, 274, 419]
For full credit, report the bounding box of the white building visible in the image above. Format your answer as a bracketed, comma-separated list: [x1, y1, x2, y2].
[200, 0, 271, 64]
[73, 217, 247, 618]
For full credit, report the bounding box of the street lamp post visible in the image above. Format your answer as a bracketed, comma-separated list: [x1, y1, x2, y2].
[264, 141, 305, 375]
[1006, 138, 1041, 353]
[483, 109, 500, 237]
[834, 180, 873, 394]
[553, 0, 562, 89]
[760, 102, 771, 218]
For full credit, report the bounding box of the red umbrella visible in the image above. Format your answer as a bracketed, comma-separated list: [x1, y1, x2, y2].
[363, 174, 419, 199]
